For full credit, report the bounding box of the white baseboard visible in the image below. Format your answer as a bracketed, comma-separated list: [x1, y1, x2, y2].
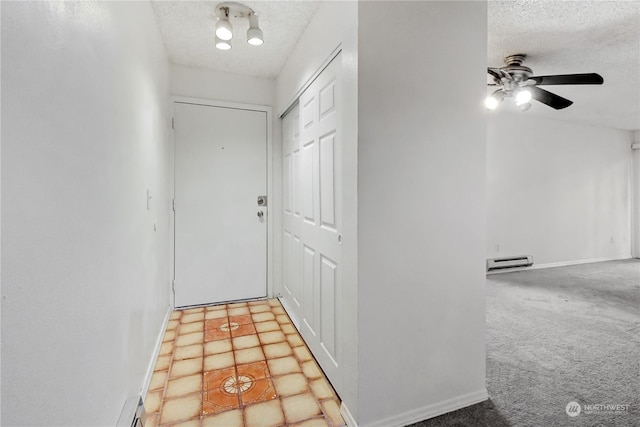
[364, 388, 488, 427]
[140, 304, 173, 398]
[487, 256, 632, 275]
[341, 401, 358, 427]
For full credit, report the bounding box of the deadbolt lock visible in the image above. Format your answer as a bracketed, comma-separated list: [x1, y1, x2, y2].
[257, 195, 267, 206]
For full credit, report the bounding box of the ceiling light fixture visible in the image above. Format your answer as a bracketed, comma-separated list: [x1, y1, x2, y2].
[214, 2, 264, 50]
[485, 87, 535, 112]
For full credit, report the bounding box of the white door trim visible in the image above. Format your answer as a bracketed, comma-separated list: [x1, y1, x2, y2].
[170, 96, 274, 308]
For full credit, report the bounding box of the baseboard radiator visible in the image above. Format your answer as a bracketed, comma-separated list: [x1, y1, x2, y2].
[487, 255, 533, 272]
[116, 396, 145, 427]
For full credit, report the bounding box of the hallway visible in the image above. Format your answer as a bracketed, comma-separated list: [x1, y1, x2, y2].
[144, 299, 345, 427]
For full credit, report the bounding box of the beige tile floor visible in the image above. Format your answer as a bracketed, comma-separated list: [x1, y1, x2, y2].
[143, 299, 346, 427]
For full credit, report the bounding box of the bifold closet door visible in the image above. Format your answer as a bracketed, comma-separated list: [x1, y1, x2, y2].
[282, 55, 343, 392]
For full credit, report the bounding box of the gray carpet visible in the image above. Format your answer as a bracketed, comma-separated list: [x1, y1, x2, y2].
[408, 259, 640, 427]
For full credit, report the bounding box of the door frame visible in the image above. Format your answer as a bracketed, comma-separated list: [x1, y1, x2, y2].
[170, 96, 274, 308]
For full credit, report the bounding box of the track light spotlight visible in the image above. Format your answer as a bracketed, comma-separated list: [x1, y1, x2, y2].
[247, 13, 264, 46]
[215, 35, 232, 50]
[215, 8, 233, 41]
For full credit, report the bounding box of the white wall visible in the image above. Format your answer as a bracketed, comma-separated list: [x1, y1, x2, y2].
[357, 2, 488, 426]
[171, 64, 275, 106]
[275, 1, 359, 421]
[1, 2, 172, 425]
[487, 113, 633, 265]
[275, 2, 357, 115]
[633, 131, 640, 258]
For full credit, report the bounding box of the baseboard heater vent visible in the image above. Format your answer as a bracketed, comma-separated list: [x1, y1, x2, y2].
[487, 255, 533, 271]
[116, 396, 145, 427]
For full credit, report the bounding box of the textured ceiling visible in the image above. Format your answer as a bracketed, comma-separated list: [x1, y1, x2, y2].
[488, 0, 640, 131]
[151, 0, 319, 79]
[152, 0, 639, 131]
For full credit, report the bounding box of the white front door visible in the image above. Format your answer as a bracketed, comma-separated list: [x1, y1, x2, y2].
[281, 55, 343, 392]
[173, 101, 267, 307]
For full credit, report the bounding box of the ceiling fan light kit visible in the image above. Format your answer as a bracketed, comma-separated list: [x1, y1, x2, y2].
[214, 2, 263, 50]
[485, 54, 603, 112]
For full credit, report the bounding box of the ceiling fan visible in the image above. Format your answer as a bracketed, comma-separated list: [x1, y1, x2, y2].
[485, 54, 603, 111]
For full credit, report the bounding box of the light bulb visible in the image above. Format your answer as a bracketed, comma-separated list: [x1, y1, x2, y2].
[519, 102, 532, 111]
[216, 18, 233, 41]
[215, 35, 231, 50]
[247, 14, 263, 46]
[485, 96, 499, 110]
[515, 89, 532, 106]
[247, 28, 263, 45]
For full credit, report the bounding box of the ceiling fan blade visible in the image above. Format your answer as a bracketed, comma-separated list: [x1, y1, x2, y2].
[530, 73, 604, 85]
[529, 86, 573, 110]
[487, 68, 502, 83]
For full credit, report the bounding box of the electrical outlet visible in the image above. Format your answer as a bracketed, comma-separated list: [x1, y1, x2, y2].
[496, 244, 500, 252]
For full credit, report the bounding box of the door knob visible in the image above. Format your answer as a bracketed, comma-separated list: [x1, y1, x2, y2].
[257, 210, 264, 218]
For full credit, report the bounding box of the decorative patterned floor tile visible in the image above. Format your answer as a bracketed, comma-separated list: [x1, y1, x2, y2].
[229, 314, 254, 325]
[203, 367, 240, 415]
[205, 317, 228, 330]
[146, 298, 346, 427]
[205, 327, 231, 342]
[238, 377, 277, 406]
[236, 360, 270, 381]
